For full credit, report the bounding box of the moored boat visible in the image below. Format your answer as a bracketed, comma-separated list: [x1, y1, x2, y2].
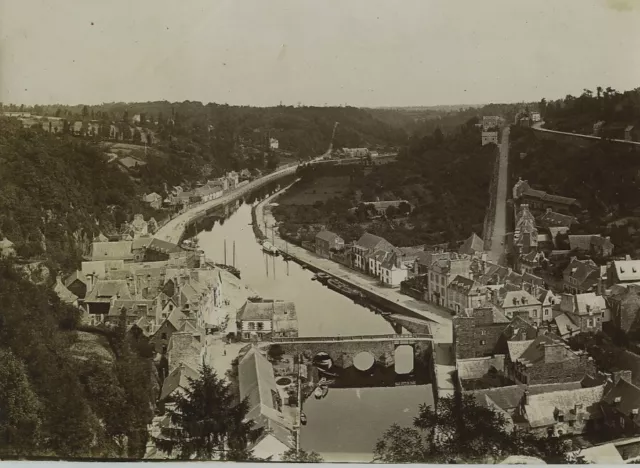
[262, 240, 279, 255]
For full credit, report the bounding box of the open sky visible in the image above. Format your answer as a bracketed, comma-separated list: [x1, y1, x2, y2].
[1, 0, 639, 107]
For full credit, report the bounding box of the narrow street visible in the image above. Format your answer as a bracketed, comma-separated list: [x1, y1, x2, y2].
[486, 126, 510, 265]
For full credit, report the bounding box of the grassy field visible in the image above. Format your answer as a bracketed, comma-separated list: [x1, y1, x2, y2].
[278, 176, 351, 205]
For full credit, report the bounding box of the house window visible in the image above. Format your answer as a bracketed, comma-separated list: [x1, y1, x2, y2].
[161, 333, 167, 340]
[248, 322, 256, 330]
[480, 340, 486, 345]
[430, 273, 434, 282]
[544, 308, 550, 316]
[588, 319, 594, 327]
[481, 330, 486, 335]
[257, 322, 264, 331]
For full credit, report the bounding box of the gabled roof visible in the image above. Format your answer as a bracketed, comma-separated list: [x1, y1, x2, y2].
[148, 238, 182, 254]
[159, 363, 199, 401]
[516, 334, 579, 367]
[459, 233, 484, 255]
[554, 313, 580, 337]
[508, 340, 534, 362]
[85, 280, 132, 302]
[239, 300, 297, 323]
[471, 381, 585, 411]
[569, 235, 598, 251]
[54, 278, 78, 304]
[354, 232, 394, 252]
[64, 270, 88, 288]
[538, 210, 577, 228]
[524, 385, 606, 428]
[91, 241, 134, 261]
[575, 293, 607, 315]
[501, 289, 541, 308]
[564, 259, 600, 287]
[612, 260, 640, 283]
[602, 378, 640, 417]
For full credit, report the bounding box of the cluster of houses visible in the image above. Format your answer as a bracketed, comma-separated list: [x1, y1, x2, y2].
[142, 170, 253, 212]
[593, 121, 640, 142]
[51, 227, 300, 460]
[2, 111, 157, 143]
[481, 115, 503, 146]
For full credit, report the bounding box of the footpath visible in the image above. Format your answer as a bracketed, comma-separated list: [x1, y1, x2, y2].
[255, 187, 454, 344]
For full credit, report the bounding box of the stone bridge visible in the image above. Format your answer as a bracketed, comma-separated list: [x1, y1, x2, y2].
[271, 334, 433, 372]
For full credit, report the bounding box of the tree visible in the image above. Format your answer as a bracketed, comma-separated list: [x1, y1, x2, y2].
[82, 105, 88, 119]
[267, 344, 285, 362]
[385, 204, 398, 218]
[0, 348, 42, 456]
[282, 448, 324, 462]
[373, 394, 570, 464]
[154, 365, 262, 460]
[433, 127, 444, 145]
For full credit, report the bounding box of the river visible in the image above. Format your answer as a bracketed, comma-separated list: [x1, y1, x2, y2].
[193, 189, 396, 337]
[191, 183, 433, 461]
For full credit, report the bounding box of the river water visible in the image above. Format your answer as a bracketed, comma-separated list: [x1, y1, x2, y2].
[193, 185, 433, 461]
[194, 193, 395, 337]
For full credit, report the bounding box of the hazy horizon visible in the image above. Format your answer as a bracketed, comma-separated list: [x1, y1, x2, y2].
[1, 0, 639, 108]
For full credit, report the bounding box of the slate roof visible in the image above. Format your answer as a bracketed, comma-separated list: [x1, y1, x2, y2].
[564, 259, 600, 288]
[470, 381, 585, 411]
[238, 348, 294, 449]
[602, 378, 640, 417]
[612, 260, 640, 283]
[501, 289, 541, 308]
[459, 233, 484, 255]
[457, 355, 505, 380]
[64, 270, 88, 288]
[575, 293, 607, 315]
[91, 241, 134, 261]
[238, 300, 296, 322]
[148, 238, 182, 254]
[315, 230, 343, 244]
[516, 334, 578, 367]
[85, 280, 132, 302]
[522, 272, 544, 287]
[132, 237, 153, 252]
[54, 278, 78, 304]
[448, 275, 478, 294]
[554, 313, 580, 337]
[569, 235, 597, 251]
[538, 210, 577, 228]
[118, 156, 147, 169]
[159, 363, 199, 401]
[354, 232, 394, 252]
[508, 340, 533, 361]
[524, 385, 606, 428]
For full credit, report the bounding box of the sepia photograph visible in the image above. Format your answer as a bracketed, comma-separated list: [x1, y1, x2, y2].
[1, 0, 640, 464]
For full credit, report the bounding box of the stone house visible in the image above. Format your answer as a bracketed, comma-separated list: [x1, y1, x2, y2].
[608, 260, 640, 287]
[159, 362, 200, 405]
[453, 304, 539, 359]
[315, 230, 345, 258]
[142, 192, 163, 210]
[607, 284, 640, 333]
[568, 234, 614, 258]
[538, 289, 560, 324]
[239, 347, 295, 460]
[563, 258, 602, 294]
[83, 279, 133, 323]
[494, 289, 543, 325]
[601, 371, 640, 438]
[554, 293, 608, 335]
[447, 275, 489, 314]
[505, 334, 595, 386]
[481, 131, 499, 146]
[516, 384, 607, 438]
[513, 179, 579, 214]
[352, 232, 395, 274]
[167, 331, 204, 374]
[537, 209, 577, 229]
[64, 270, 89, 299]
[458, 233, 485, 256]
[427, 254, 473, 307]
[236, 300, 298, 341]
[90, 241, 135, 262]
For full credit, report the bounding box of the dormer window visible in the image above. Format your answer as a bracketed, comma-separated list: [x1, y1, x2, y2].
[634, 268, 637, 274]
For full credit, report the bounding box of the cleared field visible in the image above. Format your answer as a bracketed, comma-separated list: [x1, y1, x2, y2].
[278, 176, 350, 205]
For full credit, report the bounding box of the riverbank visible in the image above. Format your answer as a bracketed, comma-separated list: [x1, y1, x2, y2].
[154, 163, 300, 244]
[253, 185, 454, 344]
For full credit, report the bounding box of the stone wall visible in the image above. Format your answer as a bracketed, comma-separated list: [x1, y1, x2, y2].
[520, 354, 595, 385]
[278, 340, 396, 366]
[453, 315, 507, 359]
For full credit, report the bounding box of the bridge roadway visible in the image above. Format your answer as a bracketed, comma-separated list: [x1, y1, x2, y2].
[271, 333, 433, 344]
[532, 121, 640, 146]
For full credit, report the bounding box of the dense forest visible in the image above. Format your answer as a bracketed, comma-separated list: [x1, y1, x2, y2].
[541, 86, 640, 136]
[275, 118, 496, 247]
[0, 119, 164, 271]
[0, 260, 156, 458]
[509, 125, 640, 256]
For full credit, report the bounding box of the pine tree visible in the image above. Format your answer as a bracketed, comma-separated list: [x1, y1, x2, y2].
[154, 365, 262, 460]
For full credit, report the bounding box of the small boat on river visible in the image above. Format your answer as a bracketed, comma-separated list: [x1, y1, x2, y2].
[262, 240, 279, 255]
[300, 412, 307, 425]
